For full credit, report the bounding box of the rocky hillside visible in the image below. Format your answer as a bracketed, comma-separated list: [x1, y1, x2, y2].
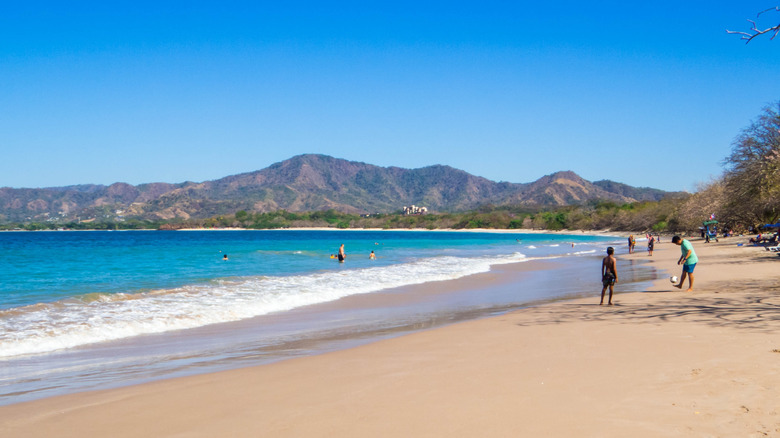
[592, 179, 670, 202]
[0, 154, 677, 223]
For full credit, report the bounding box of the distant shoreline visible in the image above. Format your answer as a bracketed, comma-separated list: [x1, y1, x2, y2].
[0, 226, 630, 238]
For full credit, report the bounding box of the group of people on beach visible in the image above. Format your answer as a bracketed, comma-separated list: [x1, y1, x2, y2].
[749, 232, 779, 245]
[627, 234, 659, 256]
[601, 235, 697, 305]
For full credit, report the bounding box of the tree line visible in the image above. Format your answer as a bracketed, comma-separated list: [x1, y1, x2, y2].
[673, 101, 780, 232]
[2, 199, 680, 233]
[191, 199, 685, 233]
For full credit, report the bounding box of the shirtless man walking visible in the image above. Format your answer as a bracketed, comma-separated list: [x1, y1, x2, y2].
[600, 246, 618, 305]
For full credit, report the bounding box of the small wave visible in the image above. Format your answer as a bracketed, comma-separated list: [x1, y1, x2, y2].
[255, 249, 320, 257]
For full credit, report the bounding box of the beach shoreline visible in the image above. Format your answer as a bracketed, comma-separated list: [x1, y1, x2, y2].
[0, 229, 629, 406]
[2, 237, 778, 437]
[174, 226, 629, 236]
[0, 226, 635, 241]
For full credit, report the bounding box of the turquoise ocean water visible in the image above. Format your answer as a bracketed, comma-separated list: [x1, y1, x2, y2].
[0, 230, 658, 405]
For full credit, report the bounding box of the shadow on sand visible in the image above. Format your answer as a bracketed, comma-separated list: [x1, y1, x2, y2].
[515, 280, 780, 333]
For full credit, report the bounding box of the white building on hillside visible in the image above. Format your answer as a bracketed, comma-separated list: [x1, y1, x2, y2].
[402, 205, 428, 215]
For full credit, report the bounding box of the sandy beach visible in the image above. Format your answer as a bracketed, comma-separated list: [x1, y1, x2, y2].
[1, 237, 779, 437]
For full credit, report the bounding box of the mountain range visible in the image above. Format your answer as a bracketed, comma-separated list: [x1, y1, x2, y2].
[0, 154, 675, 223]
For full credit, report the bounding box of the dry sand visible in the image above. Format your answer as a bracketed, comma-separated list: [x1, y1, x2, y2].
[2, 238, 779, 437]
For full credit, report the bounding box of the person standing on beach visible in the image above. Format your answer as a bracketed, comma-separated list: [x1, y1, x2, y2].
[628, 235, 633, 254]
[337, 244, 346, 263]
[647, 235, 655, 256]
[672, 235, 697, 291]
[600, 247, 617, 305]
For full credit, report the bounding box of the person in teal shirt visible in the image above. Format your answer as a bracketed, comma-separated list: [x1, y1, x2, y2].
[672, 235, 698, 291]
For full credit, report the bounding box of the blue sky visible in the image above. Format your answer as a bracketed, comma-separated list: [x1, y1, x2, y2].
[1, 2, 779, 192]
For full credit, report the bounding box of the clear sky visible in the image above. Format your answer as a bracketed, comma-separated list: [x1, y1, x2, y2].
[1, 1, 779, 192]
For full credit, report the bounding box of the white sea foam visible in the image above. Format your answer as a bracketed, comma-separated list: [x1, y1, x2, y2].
[0, 253, 528, 358]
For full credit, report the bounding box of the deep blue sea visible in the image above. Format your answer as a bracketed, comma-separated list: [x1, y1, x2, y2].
[0, 230, 657, 405]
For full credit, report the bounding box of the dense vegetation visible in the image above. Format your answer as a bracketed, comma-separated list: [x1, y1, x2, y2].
[0, 199, 683, 233]
[195, 198, 686, 232]
[0, 218, 169, 231]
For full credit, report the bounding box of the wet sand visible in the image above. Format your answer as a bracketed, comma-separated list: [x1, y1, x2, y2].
[2, 238, 779, 437]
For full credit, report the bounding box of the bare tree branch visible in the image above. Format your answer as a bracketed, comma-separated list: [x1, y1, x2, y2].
[727, 6, 780, 43]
